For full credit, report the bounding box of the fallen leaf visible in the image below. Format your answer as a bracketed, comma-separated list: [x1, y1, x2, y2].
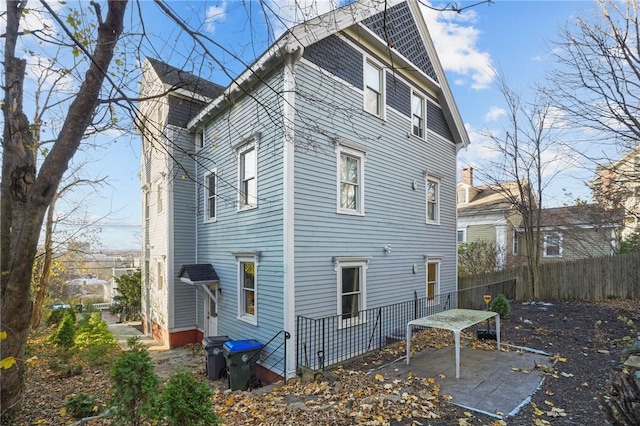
[0, 356, 16, 370]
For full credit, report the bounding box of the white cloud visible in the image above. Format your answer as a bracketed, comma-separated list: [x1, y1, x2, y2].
[420, 3, 495, 90]
[485, 106, 506, 122]
[205, 1, 228, 33]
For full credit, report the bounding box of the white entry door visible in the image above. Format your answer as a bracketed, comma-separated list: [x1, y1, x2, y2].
[206, 295, 218, 336]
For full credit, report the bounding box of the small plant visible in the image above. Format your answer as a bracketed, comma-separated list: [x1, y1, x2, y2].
[110, 337, 160, 426]
[159, 368, 222, 426]
[490, 294, 511, 318]
[75, 313, 119, 366]
[65, 392, 99, 419]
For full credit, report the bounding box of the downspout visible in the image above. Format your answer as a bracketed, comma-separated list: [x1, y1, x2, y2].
[283, 46, 304, 379]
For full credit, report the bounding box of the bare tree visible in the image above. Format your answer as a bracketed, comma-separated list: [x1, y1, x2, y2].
[1, 0, 127, 418]
[473, 77, 566, 299]
[546, 0, 640, 150]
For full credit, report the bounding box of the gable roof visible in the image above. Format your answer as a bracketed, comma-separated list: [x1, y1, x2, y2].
[178, 264, 220, 283]
[538, 204, 622, 229]
[458, 181, 523, 214]
[187, 0, 468, 147]
[146, 57, 223, 100]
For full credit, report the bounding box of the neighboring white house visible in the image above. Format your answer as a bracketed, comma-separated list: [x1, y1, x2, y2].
[139, 0, 469, 379]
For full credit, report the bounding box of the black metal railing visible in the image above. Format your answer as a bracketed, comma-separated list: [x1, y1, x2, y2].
[295, 280, 515, 372]
[250, 330, 291, 384]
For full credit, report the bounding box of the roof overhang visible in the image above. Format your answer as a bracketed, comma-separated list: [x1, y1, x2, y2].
[178, 264, 220, 303]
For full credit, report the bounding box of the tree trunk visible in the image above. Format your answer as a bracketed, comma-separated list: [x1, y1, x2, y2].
[1, 1, 128, 420]
[597, 371, 640, 426]
[30, 198, 57, 330]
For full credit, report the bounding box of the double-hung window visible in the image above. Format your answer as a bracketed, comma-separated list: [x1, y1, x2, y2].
[238, 143, 257, 210]
[364, 61, 383, 117]
[457, 229, 466, 244]
[426, 258, 440, 305]
[157, 260, 164, 291]
[335, 257, 369, 328]
[412, 91, 425, 138]
[204, 170, 217, 222]
[337, 142, 366, 215]
[237, 256, 257, 324]
[156, 184, 164, 214]
[543, 232, 563, 258]
[426, 177, 440, 224]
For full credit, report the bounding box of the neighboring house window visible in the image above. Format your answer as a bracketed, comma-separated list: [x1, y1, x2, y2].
[205, 170, 217, 222]
[238, 257, 257, 324]
[426, 259, 440, 305]
[512, 231, 519, 255]
[238, 143, 257, 210]
[157, 261, 164, 290]
[364, 60, 383, 117]
[337, 145, 365, 215]
[411, 91, 425, 138]
[336, 258, 368, 328]
[543, 232, 563, 258]
[426, 177, 440, 224]
[457, 229, 466, 244]
[156, 184, 164, 214]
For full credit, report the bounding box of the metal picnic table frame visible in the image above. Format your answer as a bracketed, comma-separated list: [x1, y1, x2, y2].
[406, 308, 500, 378]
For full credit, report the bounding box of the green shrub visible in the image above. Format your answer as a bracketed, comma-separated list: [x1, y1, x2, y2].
[75, 313, 119, 366]
[52, 314, 76, 349]
[160, 368, 221, 426]
[109, 337, 159, 426]
[65, 392, 99, 419]
[490, 294, 511, 318]
[46, 307, 75, 327]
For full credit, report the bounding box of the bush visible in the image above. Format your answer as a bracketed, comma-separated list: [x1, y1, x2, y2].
[46, 307, 75, 327]
[490, 294, 511, 318]
[52, 314, 76, 349]
[65, 393, 99, 419]
[109, 337, 159, 426]
[75, 313, 119, 366]
[160, 369, 221, 426]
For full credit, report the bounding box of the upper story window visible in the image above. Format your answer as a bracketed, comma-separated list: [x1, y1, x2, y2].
[335, 257, 369, 328]
[144, 191, 150, 220]
[205, 170, 217, 222]
[157, 260, 164, 291]
[513, 231, 519, 255]
[156, 184, 164, 214]
[196, 130, 204, 150]
[426, 176, 440, 224]
[336, 142, 366, 216]
[543, 232, 563, 258]
[364, 60, 383, 117]
[238, 142, 257, 210]
[412, 91, 425, 138]
[236, 255, 257, 325]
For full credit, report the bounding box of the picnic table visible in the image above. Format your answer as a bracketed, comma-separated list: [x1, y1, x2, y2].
[406, 308, 500, 378]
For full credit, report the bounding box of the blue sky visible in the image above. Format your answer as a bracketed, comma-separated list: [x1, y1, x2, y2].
[6, 0, 613, 250]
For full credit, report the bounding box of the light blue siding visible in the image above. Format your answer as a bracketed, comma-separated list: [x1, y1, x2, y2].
[169, 127, 200, 329]
[293, 60, 458, 320]
[195, 69, 286, 347]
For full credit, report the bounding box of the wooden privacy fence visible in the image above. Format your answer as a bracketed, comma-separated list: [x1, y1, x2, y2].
[459, 251, 640, 301]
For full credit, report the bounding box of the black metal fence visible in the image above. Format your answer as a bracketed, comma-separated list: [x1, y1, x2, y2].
[295, 280, 515, 372]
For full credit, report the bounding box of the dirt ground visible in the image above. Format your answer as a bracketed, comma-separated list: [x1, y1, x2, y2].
[10, 299, 640, 425]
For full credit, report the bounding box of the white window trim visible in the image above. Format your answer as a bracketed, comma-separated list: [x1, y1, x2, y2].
[411, 90, 426, 139]
[156, 182, 164, 215]
[156, 259, 164, 291]
[336, 142, 366, 216]
[363, 58, 385, 119]
[457, 229, 466, 244]
[334, 257, 369, 329]
[236, 254, 258, 325]
[425, 175, 440, 225]
[543, 232, 564, 258]
[195, 129, 204, 150]
[236, 139, 258, 211]
[426, 257, 441, 306]
[512, 230, 519, 255]
[204, 169, 217, 223]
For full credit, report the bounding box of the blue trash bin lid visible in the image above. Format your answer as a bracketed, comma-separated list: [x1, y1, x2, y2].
[223, 339, 264, 353]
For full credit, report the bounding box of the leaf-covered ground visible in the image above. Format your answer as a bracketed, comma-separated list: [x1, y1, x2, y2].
[11, 299, 640, 425]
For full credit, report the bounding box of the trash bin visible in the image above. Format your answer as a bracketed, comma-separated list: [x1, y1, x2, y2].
[223, 339, 264, 391]
[203, 336, 231, 380]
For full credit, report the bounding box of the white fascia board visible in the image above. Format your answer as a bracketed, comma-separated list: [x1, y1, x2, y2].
[407, 0, 470, 148]
[163, 85, 211, 104]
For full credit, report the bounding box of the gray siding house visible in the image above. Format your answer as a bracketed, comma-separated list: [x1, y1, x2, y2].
[140, 0, 469, 380]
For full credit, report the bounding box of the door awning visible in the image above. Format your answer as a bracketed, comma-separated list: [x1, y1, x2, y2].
[178, 264, 220, 303]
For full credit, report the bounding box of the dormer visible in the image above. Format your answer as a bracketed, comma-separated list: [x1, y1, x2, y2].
[457, 167, 480, 204]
